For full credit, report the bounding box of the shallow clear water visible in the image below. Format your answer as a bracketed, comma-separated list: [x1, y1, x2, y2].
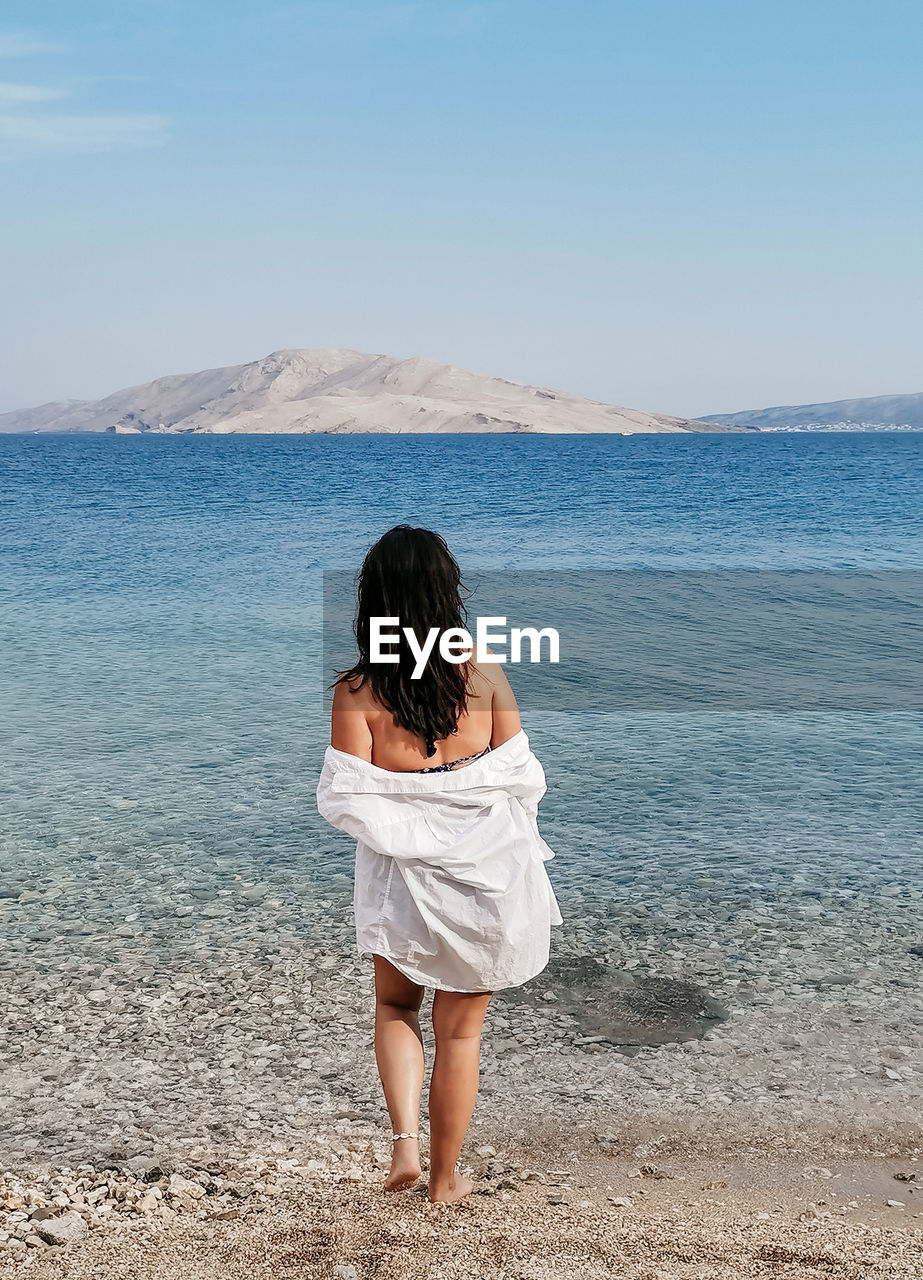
[0, 431, 921, 969]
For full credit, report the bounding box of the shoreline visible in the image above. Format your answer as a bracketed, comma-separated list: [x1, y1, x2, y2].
[4, 877, 921, 1273]
[2, 1137, 921, 1278]
[3, 927, 921, 1171]
[3, 945, 922, 1277]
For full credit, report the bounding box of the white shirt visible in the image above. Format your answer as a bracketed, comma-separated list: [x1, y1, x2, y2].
[316, 729, 563, 992]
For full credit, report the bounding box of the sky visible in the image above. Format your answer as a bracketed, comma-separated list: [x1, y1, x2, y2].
[1, 0, 922, 418]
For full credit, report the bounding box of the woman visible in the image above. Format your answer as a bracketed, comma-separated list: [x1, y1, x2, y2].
[316, 525, 562, 1203]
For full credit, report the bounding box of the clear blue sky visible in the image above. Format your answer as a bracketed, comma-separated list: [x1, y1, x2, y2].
[1, 0, 921, 417]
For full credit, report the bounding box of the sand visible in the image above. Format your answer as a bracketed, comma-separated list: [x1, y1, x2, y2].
[2, 1140, 921, 1279]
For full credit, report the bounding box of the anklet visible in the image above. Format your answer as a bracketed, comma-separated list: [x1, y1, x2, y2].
[391, 1131, 419, 1141]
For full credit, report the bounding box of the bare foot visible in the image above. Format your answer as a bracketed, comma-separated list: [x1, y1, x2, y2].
[383, 1140, 421, 1192]
[428, 1172, 473, 1204]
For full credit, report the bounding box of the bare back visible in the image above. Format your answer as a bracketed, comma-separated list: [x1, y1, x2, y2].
[330, 655, 522, 770]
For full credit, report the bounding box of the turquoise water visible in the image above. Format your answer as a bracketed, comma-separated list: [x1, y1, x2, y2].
[0, 431, 921, 968]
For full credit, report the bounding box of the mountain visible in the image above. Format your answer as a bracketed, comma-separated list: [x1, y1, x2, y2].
[699, 392, 923, 432]
[0, 349, 753, 436]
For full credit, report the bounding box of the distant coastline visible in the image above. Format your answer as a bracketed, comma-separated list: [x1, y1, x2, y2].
[698, 390, 923, 432]
[5, 351, 921, 436]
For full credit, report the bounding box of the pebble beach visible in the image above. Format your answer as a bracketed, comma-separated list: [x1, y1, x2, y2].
[2, 887, 922, 1274]
[2, 1131, 922, 1278]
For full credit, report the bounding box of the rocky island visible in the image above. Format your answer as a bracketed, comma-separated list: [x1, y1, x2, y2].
[0, 349, 755, 436]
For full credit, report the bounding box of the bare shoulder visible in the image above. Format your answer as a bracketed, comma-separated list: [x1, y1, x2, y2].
[467, 647, 515, 696]
[332, 674, 370, 708]
[330, 675, 373, 758]
[467, 649, 520, 750]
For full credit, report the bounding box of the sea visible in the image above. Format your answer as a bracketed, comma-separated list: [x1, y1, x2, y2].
[1, 430, 921, 964]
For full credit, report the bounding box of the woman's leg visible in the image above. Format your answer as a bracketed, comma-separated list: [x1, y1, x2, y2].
[372, 956, 425, 1191]
[428, 988, 492, 1203]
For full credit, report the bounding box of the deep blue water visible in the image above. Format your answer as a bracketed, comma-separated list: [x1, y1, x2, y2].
[0, 431, 921, 966]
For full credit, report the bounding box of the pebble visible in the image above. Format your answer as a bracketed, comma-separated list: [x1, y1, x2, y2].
[167, 1174, 206, 1201]
[33, 1211, 89, 1246]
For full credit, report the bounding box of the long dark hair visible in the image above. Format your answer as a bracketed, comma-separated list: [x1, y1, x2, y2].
[336, 526, 470, 756]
